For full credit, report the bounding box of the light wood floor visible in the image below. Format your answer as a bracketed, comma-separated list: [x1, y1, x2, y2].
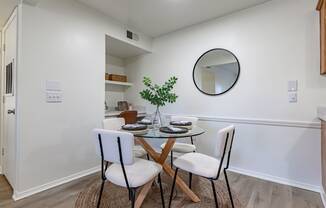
[0, 171, 323, 208]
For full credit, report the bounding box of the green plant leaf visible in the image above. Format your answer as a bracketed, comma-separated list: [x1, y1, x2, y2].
[139, 76, 178, 107]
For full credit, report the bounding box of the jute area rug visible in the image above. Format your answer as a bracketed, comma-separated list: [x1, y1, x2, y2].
[75, 171, 243, 208]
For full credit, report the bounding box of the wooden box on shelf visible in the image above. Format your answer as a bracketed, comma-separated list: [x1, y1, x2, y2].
[108, 74, 127, 82]
[105, 73, 110, 80]
[317, 0, 326, 75]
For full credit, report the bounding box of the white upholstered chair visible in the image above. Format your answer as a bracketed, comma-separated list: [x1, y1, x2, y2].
[160, 116, 198, 187]
[103, 118, 148, 158]
[168, 125, 236, 208]
[94, 129, 165, 208]
[161, 116, 199, 165]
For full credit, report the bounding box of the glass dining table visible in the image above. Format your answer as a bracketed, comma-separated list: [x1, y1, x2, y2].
[132, 126, 205, 208]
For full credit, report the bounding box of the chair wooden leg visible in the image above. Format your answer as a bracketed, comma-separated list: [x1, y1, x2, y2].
[97, 180, 105, 208]
[224, 169, 235, 208]
[158, 173, 165, 208]
[189, 172, 192, 189]
[211, 180, 219, 208]
[168, 168, 179, 208]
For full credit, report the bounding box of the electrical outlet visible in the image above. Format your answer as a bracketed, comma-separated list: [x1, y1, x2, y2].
[288, 92, 297, 103]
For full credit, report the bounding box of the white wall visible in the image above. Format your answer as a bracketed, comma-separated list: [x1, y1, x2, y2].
[15, 0, 152, 196]
[105, 55, 127, 107]
[106, 55, 125, 68]
[126, 0, 325, 190]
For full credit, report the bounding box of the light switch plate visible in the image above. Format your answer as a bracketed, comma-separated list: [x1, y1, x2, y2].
[288, 92, 297, 103]
[46, 80, 61, 92]
[46, 92, 63, 103]
[288, 80, 298, 92]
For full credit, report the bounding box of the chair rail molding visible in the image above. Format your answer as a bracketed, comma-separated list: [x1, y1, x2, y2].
[23, 0, 41, 6]
[165, 114, 321, 129]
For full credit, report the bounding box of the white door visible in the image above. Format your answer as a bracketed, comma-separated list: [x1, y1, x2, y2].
[2, 10, 17, 187]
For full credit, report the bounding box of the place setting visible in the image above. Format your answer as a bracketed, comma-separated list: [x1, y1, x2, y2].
[121, 118, 192, 135]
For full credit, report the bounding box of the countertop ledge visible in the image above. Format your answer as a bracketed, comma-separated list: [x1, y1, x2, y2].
[318, 107, 326, 121]
[105, 111, 146, 117]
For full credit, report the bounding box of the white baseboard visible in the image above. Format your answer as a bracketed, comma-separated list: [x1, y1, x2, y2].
[321, 187, 326, 208]
[12, 166, 100, 201]
[229, 166, 321, 193]
[0, 165, 2, 174]
[8, 163, 323, 203]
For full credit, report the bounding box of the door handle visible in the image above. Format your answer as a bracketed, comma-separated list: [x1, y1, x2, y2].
[7, 109, 15, 115]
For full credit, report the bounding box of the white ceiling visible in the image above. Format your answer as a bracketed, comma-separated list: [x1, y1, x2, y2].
[78, 0, 270, 37]
[0, 0, 17, 28]
[106, 35, 150, 58]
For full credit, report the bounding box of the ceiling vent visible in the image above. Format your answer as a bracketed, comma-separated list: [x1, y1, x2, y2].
[126, 30, 139, 41]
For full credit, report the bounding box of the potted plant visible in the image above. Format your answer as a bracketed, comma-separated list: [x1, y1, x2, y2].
[140, 76, 178, 127]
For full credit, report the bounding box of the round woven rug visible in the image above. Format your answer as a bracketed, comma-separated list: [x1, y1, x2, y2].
[75, 171, 243, 208]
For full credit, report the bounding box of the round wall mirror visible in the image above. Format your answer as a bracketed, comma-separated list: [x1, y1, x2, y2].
[193, 49, 240, 96]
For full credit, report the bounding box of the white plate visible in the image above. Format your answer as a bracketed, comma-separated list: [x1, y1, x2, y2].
[172, 125, 192, 130]
[122, 129, 149, 135]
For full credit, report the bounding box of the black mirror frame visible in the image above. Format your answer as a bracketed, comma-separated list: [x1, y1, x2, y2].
[192, 48, 240, 96]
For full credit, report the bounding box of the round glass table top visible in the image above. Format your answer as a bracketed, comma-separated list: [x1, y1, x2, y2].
[132, 126, 205, 139]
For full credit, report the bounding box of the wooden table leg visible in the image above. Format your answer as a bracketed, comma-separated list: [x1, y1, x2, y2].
[136, 138, 201, 203]
[134, 178, 155, 208]
[158, 139, 176, 164]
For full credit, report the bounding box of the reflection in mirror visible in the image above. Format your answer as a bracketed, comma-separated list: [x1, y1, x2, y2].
[193, 49, 240, 96]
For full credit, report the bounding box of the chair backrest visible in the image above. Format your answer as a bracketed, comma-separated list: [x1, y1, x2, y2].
[93, 129, 134, 165]
[102, 118, 125, 130]
[214, 125, 235, 170]
[171, 116, 199, 126]
[119, 111, 138, 124]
